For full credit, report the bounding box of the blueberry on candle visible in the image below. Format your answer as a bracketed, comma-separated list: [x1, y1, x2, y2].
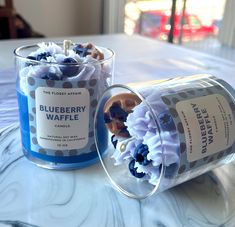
[133, 143, 151, 166]
[109, 103, 129, 122]
[103, 93, 141, 138]
[111, 135, 118, 149]
[60, 57, 79, 77]
[36, 52, 51, 61]
[73, 44, 83, 53]
[104, 112, 112, 123]
[73, 44, 88, 57]
[129, 159, 145, 178]
[63, 57, 77, 64]
[27, 56, 36, 60]
[158, 111, 176, 131]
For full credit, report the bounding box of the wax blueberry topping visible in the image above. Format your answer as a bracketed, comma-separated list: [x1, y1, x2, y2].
[103, 93, 141, 138]
[133, 143, 151, 166]
[111, 135, 118, 149]
[62, 57, 77, 64]
[104, 113, 112, 123]
[109, 103, 129, 122]
[129, 159, 145, 178]
[159, 111, 176, 131]
[41, 72, 60, 80]
[73, 45, 88, 57]
[36, 52, 51, 61]
[104, 102, 130, 137]
[60, 57, 79, 77]
[27, 56, 36, 60]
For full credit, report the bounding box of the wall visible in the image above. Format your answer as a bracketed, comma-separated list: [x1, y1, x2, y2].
[12, 0, 102, 37]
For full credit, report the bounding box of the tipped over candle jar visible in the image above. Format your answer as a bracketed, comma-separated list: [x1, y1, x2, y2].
[15, 41, 114, 169]
[94, 74, 235, 199]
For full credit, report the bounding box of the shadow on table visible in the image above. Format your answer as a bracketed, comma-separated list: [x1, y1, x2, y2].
[141, 165, 235, 226]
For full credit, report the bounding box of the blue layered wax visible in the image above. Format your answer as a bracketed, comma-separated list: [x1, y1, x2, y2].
[17, 89, 107, 166]
[17, 90, 31, 152]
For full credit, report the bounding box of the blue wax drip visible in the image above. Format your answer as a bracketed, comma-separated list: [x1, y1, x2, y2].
[17, 90, 31, 151]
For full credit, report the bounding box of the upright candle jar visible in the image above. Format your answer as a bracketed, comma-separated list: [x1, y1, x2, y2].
[15, 42, 114, 169]
[95, 74, 235, 199]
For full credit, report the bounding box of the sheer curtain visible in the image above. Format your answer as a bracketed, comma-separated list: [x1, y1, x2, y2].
[218, 0, 235, 48]
[102, 0, 126, 34]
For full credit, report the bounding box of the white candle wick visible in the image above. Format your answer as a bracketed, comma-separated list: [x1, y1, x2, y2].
[63, 40, 73, 56]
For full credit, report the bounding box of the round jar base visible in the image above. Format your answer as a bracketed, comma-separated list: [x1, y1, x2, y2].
[22, 147, 101, 170]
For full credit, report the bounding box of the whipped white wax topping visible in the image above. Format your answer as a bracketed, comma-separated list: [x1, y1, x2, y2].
[19, 42, 112, 95]
[111, 89, 180, 185]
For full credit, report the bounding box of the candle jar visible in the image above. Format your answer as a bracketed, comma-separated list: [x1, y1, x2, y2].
[15, 42, 114, 170]
[95, 74, 235, 199]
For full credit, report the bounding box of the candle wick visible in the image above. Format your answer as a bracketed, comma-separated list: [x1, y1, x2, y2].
[63, 40, 72, 56]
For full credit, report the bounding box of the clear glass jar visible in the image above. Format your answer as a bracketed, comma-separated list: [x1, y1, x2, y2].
[15, 43, 114, 170]
[95, 74, 235, 199]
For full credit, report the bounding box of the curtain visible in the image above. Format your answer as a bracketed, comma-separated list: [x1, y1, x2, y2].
[102, 0, 126, 34]
[218, 0, 235, 48]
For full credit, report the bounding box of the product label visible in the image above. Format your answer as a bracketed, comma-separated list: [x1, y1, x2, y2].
[35, 87, 89, 150]
[161, 78, 235, 174]
[176, 94, 234, 162]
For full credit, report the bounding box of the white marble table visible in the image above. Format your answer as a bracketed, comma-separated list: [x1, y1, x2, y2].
[0, 34, 235, 227]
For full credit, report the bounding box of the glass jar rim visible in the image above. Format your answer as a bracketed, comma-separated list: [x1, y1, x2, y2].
[14, 42, 115, 66]
[94, 83, 165, 199]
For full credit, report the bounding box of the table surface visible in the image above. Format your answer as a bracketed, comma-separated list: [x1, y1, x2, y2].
[0, 34, 235, 227]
